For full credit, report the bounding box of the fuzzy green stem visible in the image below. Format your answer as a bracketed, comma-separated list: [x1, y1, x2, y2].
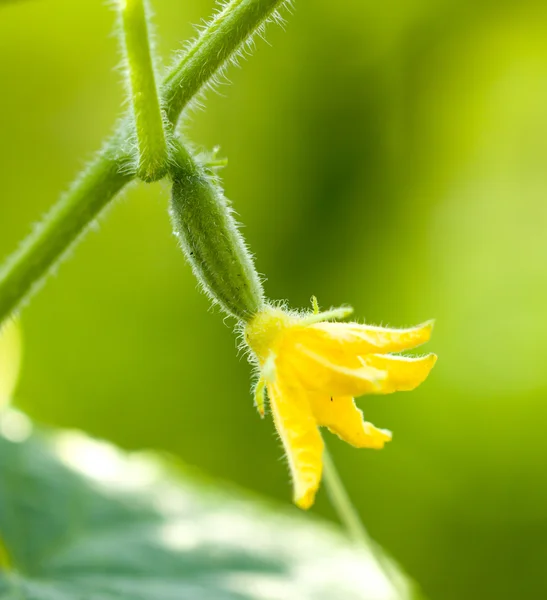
[322, 445, 372, 547]
[322, 444, 409, 598]
[169, 141, 264, 320]
[0, 153, 132, 321]
[120, 0, 168, 181]
[162, 0, 286, 125]
[0, 0, 286, 326]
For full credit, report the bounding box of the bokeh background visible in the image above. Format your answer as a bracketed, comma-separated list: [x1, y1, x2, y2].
[2, 0, 547, 597]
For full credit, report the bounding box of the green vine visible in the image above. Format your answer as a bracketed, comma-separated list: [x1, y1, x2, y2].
[0, 0, 287, 326]
[120, 0, 168, 182]
[0, 0, 379, 563]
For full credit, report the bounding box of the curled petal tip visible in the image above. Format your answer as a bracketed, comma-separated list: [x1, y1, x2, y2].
[362, 352, 437, 394]
[375, 429, 393, 449]
[410, 352, 438, 385]
[379, 427, 393, 442]
[412, 352, 438, 381]
[362, 423, 392, 449]
[407, 319, 435, 345]
[422, 319, 436, 337]
[295, 487, 318, 510]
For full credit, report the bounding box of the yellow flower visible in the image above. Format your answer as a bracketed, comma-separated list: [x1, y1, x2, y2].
[244, 299, 436, 510]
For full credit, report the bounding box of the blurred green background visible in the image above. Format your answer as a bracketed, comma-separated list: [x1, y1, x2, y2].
[2, 0, 547, 598]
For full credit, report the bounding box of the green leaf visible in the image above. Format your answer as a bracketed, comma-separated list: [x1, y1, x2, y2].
[0, 412, 417, 599]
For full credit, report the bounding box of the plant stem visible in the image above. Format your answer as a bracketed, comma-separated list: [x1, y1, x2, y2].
[162, 0, 286, 125]
[120, 0, 168, 181]
[322, 444, 372, 547]
[0, 153, 132, 321]
[322, 444, 409, 599]
[0, 0, 287, 325]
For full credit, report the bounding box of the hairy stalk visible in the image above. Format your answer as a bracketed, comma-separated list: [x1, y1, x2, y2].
[162, 0, 287, 125]
[322, 444, 407, 598]
[0, 153, 132, 321]
[0, 0, 288, 325]
[322, 445, 372, 547]
[119, 0, 168, 181]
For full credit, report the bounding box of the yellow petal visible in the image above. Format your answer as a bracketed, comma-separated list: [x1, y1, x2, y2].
[301, 319, 434, 356]
[267, 379, 324, 509]
[363, 353, 437, 394]
[310, 394, 392, 449]
[278, 343, 386, 398]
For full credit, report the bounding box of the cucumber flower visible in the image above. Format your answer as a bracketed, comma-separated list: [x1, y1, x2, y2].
[244, 299, 436, 510]
[169, 151, 437, 510]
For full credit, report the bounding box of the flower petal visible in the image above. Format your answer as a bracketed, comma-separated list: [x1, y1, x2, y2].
[278, 344, 387, 397]
[294, 320, 434, 358]
[310, 394, 392, 449]
[267, 380, 324, 509]
[363, 353, 437, 394]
